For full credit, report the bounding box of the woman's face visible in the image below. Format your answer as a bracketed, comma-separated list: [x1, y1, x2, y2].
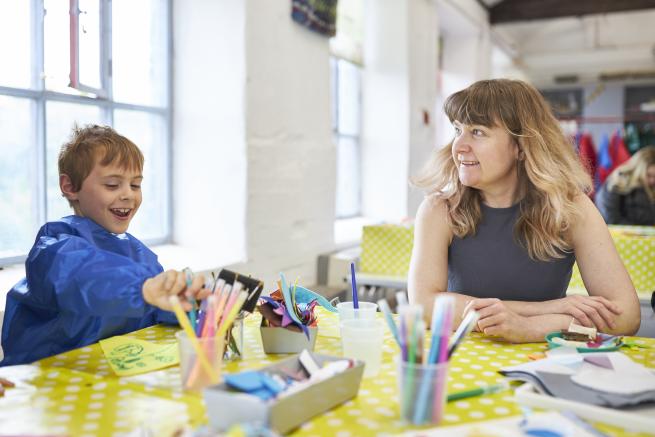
[646, 164, 655, 189]
[451, 120, 520, 198]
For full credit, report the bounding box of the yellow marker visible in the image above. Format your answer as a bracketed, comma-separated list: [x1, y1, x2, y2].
[169, 295, 219, 383]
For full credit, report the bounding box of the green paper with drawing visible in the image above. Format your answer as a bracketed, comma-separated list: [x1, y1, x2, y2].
[100, 336, 179, 376]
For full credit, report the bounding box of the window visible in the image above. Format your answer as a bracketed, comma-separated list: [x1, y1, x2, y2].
[0, 0, 171, 265]
[331, 58, 362, 218]
[330, 0, 363, 219]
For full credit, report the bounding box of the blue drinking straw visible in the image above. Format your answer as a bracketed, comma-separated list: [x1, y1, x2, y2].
[377, 298, 400, 346]
[350, 262, 359, 309]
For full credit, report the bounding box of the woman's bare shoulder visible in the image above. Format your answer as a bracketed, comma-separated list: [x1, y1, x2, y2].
[416, 194, 453, 243]
[417, 194, 449, 220]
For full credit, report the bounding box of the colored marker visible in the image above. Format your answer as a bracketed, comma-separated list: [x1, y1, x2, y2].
[448, 310, 480, 359]
[447, 381, 508, 402]
[377, 298, 400, 346]
[350, 262, 359, 309]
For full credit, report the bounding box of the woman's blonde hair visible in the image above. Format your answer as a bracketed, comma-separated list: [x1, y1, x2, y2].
[606, 145, 655, 201]
[413, 79, 592, 261]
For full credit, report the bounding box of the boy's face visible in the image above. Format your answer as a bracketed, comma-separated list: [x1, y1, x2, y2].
[67, 158, 143, 234]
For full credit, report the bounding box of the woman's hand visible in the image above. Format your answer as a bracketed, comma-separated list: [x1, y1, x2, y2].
[464, 298, 537, 343]
[549, 295, 622, 332]
[0, 377, 15, 397]
[142, 270, 211, 312]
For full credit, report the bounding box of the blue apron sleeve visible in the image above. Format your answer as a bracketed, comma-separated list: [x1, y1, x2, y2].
[155, 308, 178, 325]
[25, 233, 155, 318]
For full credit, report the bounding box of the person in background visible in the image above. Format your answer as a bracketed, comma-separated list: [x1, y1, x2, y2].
[595, 145, 655, 225]
[409, 79, 640, 343]
[1, 125, 209, 366]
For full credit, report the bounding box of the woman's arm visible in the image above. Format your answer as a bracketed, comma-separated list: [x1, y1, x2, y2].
[408, 197, 475, 326]
[466, 196, 640, 339]
[502, 295, 621, 331]
[569, 194, 641, 335]
[466, 297, 574, 343]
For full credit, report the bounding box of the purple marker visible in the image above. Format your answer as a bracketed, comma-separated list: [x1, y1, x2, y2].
[350, 262, 359, 309]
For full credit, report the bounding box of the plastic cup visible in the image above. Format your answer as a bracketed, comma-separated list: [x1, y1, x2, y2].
[337, 301, 378, 322]
[176, 331, 224, 392]
[340, 318, 383, 377]
[397, 359, 449, 425]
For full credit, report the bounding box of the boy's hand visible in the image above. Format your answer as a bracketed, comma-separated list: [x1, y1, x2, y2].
[143, 270, 211, 312]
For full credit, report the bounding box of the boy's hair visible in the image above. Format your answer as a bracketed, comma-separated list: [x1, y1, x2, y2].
[58, 125, 144, 206]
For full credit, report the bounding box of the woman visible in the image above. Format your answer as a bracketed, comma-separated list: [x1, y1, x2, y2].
[595, 145, 655, 225]
[408, 79, 640, 343]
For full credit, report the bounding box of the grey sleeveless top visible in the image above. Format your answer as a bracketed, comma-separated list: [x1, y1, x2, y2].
[447, 203, 575, 301]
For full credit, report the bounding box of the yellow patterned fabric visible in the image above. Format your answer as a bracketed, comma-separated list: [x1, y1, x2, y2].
[0, 309, 653, 436]
[360, 224, 414, 276]
[568, 225, 655, 299]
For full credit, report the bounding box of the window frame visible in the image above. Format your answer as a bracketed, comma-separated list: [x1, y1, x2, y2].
[69, 0, 108, 97]
[331, 56, 363, 219]
[0, 0, 173, 267]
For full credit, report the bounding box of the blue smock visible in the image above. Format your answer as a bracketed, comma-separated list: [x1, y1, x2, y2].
[1, 216, 176, 366]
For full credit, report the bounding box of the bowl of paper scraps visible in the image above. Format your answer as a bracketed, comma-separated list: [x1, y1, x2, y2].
[258, 273, 331, 354]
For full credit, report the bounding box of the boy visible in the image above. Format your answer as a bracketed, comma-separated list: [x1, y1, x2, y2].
[0, 125, 206, 366]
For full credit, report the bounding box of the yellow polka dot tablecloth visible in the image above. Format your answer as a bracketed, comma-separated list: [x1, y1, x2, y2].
[360, 224, 414, 277]
[568, 225, 655, 299]
[1, 309, 653, 436]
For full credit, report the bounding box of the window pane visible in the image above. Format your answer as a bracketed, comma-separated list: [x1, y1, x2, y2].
[0, 2, 32, 88]
[78, 0, 102, 89]
[46, 102, 104, 222]
[114, 110, 168, 241]
[337, 60, 360, 136]
[44, 0, 83, 95]
[112, 0, 167, 106]
[336, 135, 361, 218]
[0, 97, 36, 259]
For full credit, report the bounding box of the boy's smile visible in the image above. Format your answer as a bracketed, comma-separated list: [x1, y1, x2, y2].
[67, 159, 143, 234]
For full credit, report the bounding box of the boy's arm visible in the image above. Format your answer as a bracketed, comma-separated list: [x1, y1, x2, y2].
[26, 233, 161, 318]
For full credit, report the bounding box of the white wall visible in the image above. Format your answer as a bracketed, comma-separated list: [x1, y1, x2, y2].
[361, 0, 410, 222]
[173, 0, 336, 287]
[362, 0, 440, 221]
[407, 0, 439, 216]
[237, 0, 336, 285]
[435, 0, 492, 151]
[172, 0, 247, 270]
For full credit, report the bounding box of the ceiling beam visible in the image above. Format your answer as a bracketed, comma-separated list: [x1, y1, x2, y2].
[490, 0, 655, 24]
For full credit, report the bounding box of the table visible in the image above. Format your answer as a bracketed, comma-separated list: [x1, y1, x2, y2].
[0, 310, 653, 436]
